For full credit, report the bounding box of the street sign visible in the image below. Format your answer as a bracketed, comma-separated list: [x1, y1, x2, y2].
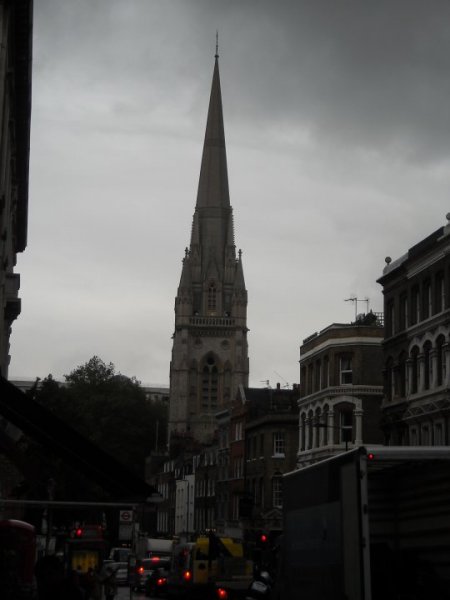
[120, 510, 133, 522]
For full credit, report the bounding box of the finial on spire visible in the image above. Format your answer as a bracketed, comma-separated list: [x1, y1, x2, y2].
[215, 30, 219, 58]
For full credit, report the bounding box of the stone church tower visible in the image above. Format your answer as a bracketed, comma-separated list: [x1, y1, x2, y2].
[168, 52, 249, 445]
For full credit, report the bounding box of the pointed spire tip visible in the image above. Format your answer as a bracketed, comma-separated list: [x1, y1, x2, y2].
[215, 30, 219, 59]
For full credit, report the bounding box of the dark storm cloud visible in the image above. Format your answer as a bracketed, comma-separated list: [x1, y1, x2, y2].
[10, 0, 450, 387]
[34, 0, 450, 163]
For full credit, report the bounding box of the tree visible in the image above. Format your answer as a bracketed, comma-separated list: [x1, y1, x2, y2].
[33, 357, 168, 476]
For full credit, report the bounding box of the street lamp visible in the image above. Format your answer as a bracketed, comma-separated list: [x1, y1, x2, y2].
[314, 423, 353, 451]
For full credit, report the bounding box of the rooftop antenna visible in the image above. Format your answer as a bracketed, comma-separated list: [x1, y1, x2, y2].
[345, 296, 370, 320]
[215, 30, 219, 58]
[274, 371, 290, 388]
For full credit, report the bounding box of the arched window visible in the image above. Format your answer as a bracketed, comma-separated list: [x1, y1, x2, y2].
[207, 282, 217, 313]
[307, 410, 314, 450]
[411, 346, 419, 394]
[398, 352, 407, 397]
[423, 341, 432, 390]
[436, 335, 446, 386]
[202, 355, 218, 409]
[300, 413, 306, 451]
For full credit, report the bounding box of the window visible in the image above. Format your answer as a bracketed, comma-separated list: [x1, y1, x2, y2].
[398, 352, 407, 397]
[423, 341, 432, 390]
[323, 356, 330, 388]
[421, 425, 430, 446]
[387, 300, 395, 336]
[410, 427, 418, 445]
[411, 286, 420, 324]
[385, 358, 394, 401]
[315, 360, 321, 391]
[437, 335, 446, 386]
[340, 356, 353, 385]
[423, 280, 432, 319]
[300, 414, 306, 451]
[273, 432, 285, 456]
[435, 272, 445, 313]
[272, 477, 282, 508]
[202, 356, 218, 408]
[207, 282, 217, 313]
[434, 422, 444, 445]
[340, 410, 353, 445]
[411, 346, 419, 394]
[400, 294, 408, 330]
[307, 364, 313, 394]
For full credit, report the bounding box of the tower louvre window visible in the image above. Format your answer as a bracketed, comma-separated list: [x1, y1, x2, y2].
[208, 283, 217, 312]
[202, 357, 218, 409]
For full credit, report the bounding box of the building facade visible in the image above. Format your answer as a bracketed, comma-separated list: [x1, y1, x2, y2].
[0, 0, 32, 378]
[377, 216, 450, 446]
[244, 385, 299, 538]
[297, 314, 384, 468]
[169, 52, 249, 445]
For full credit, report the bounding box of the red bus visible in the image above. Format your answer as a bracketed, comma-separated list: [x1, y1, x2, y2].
[0, 519, 36, 599]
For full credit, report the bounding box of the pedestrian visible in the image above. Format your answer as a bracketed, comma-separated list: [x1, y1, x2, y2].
[103, 567, 117, 600]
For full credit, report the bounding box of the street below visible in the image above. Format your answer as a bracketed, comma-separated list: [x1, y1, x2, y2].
[116, 586, 151, 600]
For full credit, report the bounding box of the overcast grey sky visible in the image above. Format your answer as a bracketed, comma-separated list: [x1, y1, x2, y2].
[9, 0, 450, 388]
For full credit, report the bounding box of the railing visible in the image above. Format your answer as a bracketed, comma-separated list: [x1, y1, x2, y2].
[189, 316, 235, 327]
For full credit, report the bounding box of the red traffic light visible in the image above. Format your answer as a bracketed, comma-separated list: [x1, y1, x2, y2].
[75, 528, 83, 537]
[260, 534, 268, 543]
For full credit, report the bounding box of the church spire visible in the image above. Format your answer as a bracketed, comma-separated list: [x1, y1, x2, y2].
[169, 49, 248, 446]
[195, 48, 230, 211]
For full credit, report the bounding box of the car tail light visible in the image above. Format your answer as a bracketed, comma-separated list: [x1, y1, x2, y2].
[217, 588, 228, 599]
[183, 570, 192, 581]
[157, 577, 167, 586]
[137, 566, 144, 574]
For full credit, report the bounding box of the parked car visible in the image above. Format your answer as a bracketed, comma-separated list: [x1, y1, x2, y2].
[144, 558, 171, 597]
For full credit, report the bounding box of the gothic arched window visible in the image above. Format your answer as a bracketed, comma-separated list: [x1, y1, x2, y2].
[202, 355, 218, 409]
[208, 282, 217, 313]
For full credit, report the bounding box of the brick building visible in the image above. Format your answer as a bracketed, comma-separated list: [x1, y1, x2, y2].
[243, 385, 299, 538]
[297, 314, 384, 468]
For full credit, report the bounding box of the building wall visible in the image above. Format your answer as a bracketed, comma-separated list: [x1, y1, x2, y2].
[0, 0, 32, 378]
[378, 218, 450, 446]
[298, 319, 384, 468]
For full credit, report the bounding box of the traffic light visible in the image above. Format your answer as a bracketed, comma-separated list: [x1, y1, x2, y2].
[259, 533, 268, 544]
[69, 527, 83, 539]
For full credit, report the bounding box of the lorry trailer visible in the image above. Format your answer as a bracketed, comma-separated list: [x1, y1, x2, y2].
[280, 446, 450, 600]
